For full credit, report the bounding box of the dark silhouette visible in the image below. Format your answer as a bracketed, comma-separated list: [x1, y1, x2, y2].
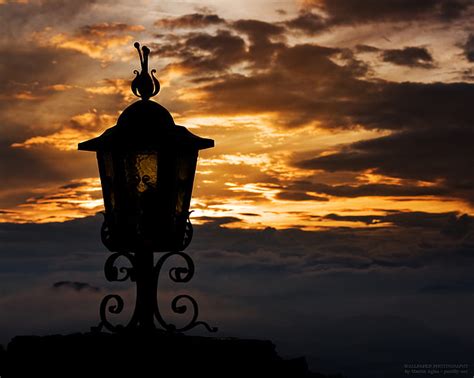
[0, 43, 345, 378]
[79, 42, 215, 333]
[0, 332, 343, 378]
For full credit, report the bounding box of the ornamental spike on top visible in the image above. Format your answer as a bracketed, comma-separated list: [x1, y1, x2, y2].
[131, 42, 160, 101]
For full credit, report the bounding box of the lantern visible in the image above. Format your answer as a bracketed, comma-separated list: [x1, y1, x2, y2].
[78, 43, 216, 333]
[79, 44, 213, 253]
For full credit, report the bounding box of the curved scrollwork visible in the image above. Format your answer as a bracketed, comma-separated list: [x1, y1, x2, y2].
[97, 294, 130, 333]
[153, 252, 217, 333]
[94, 218, 216, 333]
[171, 295, 218, 333]
[94, 252, 138, 332]
[104, 252, 136, 282]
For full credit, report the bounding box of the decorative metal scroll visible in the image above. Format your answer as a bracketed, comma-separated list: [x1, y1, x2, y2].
[153, 252, 217, 333]
[93, 216, 217, 334]
[131, 42, 160, 101]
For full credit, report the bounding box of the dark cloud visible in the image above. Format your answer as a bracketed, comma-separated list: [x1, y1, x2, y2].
[78, 22, 143, 36]
[285, 0, 472, 34]
[52, 281, 100, 292]
[0, 143, 92, 206]
[184, 30, 247, 72]
[275, 191, 328, 201]
[194, 216, 242, 227]
[284, 11, 328, 34]
[151, 30, 246, 74]
[232, 19, 285, 38]
[153, 17, 289, 73]
[1, 215, 474, 376]
[323, 211, 473, 237]
[0, 41, 112, 210]
[232, 20, 286, 68]
[355, 44, 381, 53]
[278, 181, 448, 200]
[0, 46, 95, 96]
[191, 42, 373, 127]
[303, 0, 472, 25]
[155, 13, 226, 29]
[0, 0, 98, 38]
[354, 45, 435, 69]
[381, 47, 434, 68]
[182, 33, 472, 130]
[295, 127, 474, 204]
[463, 33, 474, 62]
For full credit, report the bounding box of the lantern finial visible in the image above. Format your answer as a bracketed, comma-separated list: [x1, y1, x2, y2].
[131, 42, 161, 101]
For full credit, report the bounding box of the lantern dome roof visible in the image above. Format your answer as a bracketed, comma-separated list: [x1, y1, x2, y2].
[117, 100, 175, 129]
[78, 100, 214, 152]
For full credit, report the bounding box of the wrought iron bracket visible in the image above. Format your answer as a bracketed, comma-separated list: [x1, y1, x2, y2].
[93, 212, 216, 334]
[92, 250, 217, 334]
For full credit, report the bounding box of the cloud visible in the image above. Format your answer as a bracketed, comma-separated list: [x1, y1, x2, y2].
[0, 45, 95, 102]
[145, 23, 473, 208]
[1, 215, 474, 376]
[277, 180, 448, 200]
[0, 178, 102, 223]
[284, 11, 328, 34]
[180, 30, 247, 73]
[275, 191, 329, 202]
[302, 0, 472, 25]
[463, 33, 474, 62]
[187, 42, 368, 127]
[322, 211, 473, 236]
[0, 0, 105, 49]
[153, 17, 287, 74]
[33, 22, 144, 61]
[194, 216, 243, 227]
[155, 13, 226, 29]
[381, 47, 434, 68]
[168, 30, 471, 130]
[295, 126, 474, 204]
[12, 110, 116, 151]
[52, 280, 100, 292]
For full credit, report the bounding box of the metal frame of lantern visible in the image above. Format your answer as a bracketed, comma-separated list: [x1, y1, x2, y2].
[79, 42, 217, 333]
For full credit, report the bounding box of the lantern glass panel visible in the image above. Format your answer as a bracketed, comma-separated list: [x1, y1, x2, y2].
[97, 148, 199, 252]
[175, 152, 197, 218]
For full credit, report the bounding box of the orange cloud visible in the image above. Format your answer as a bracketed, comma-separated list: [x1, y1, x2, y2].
[32, 23, 145, 61]
[13, 91, 43, 100]
[84, 79, 134, 102]
[0, 178, 102, 223]
[45, 84, 74, 91]
[11, 110, 116, 151]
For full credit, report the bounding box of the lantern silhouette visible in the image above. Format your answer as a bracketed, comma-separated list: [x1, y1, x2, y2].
[79, 99, 213, 253]
[78, 42, 216, 333]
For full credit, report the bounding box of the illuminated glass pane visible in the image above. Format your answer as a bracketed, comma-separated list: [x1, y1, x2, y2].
[124, 153, 158, 193]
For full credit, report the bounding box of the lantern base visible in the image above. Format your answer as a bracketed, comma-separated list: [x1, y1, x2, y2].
[92, 249, 217, 334]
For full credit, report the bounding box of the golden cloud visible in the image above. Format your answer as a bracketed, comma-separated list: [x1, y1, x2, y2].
[84, 79, 134, 102]
[0, 178, 102, 223]
[11, 110, 116, 151]
[32, 23, 145, 61]
[45, 84, 74, 91]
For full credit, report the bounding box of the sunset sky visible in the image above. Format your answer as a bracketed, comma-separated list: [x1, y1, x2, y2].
[1, 0, 473, 227]
[1, 1, 474, 376]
